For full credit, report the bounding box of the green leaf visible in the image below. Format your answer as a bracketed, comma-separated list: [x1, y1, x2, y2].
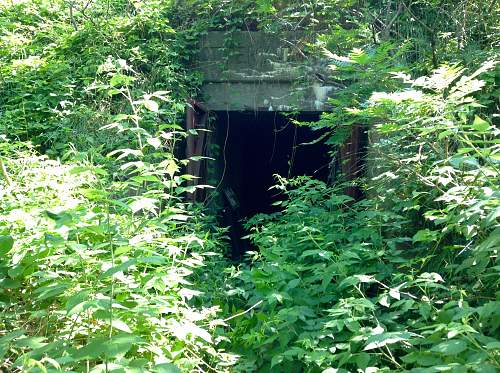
[364, 332, 411, 351]
[472, 115, 490, 131]
[413, 229, 439, 243]
[354, 274, 376, 283]
[33, 283, 70, 301]
[338, 276, 360, 290]
[72, 337, 107, 360]
[107, 148, 143, 160]
[0, 235, 14, 255]
[111, 319, 132, 333]
[100, 259, 137, 278]
[15, 336, 47, 349]
[155, 363, 181, 373]
[0, 330, 25, 360]
[485, 341, 500, 350]
[147, 137, 162, 149]
[73, 335, 141, 361]
[271, 354, 284, 367]
[129, 198, 158, 213]
[44, 211, 74, 227]
[431, 339, 467, 355]
[353, 352, 370, 369]
[66, 290, 91, 315]
[104, 334, 142, 358]
[438, 129, 454, 140]
[401, 352, 442, 366]
[183, 322, 212, 343]
[0, 278, 21, 289]
[144, 99, 159, 112]
[109, 73, 135, 87]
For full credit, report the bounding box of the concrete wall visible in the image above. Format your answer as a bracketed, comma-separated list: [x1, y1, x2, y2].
[196, 31, 336, 112]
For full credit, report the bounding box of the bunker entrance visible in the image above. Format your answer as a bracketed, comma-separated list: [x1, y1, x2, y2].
[213, 111, 330, 258]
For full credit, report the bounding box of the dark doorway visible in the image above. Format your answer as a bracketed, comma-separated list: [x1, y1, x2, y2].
[213, 111, 330, 258]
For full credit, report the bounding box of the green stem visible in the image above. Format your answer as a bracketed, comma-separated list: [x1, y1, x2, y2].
[0, 157, 12, 186]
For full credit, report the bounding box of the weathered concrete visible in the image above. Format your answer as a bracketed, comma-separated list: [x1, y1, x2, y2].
[197, 31, 336, 112]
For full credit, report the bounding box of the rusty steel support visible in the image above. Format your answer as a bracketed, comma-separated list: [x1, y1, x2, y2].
[185, 99, 209, 202]
[339, 124, 366, 200]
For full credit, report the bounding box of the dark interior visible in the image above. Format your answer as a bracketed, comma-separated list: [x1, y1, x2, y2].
[214, 111, 330, 258]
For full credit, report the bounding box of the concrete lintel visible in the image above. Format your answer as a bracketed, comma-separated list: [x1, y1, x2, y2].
[202, 82, 335, 112]
[199, 31, 335, 112]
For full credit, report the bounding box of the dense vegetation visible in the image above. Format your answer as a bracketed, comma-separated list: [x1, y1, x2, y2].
[0, 0, 498, 372]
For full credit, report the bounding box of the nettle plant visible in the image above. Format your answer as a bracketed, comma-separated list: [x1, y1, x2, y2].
[223, 61, 499, 372]
[0, 58, 236, 372]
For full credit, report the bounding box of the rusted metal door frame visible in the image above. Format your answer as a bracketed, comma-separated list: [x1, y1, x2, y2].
[339, 123, 366, 200]
[185, 99, 209, 202]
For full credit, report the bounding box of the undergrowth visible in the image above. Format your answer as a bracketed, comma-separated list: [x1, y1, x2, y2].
[0, 106, 235, 371]
[223, 62, 499, 372]
[0, 0, 499, 372]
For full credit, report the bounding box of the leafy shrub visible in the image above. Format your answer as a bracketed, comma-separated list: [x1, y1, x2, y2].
[0, 58, 235, 370]
[224, 62, 499, 372]
[0, 0, 200, 155]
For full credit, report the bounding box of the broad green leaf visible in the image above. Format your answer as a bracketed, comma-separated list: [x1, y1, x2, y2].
[104, 334, 142, 358]
[0, 330, 24, 360]
[364, 332, 411, 351]
[160, 159, 179, 177]
[129, 198, 158, 213]
[147, 137, 162, 149]
[33, 283, 70, 301]
[100, 259, 137, 278]
[0, 235, 14, 255]
[107, 148, 143, 160]
[73, 335, 141, 361]
[183, 322, 212, 343]
[66, 290, 91, 315]
[379, 294, 390, 307]
[155, 363, 181, 373]
[353, 352, 370, 369]
[271, 354, 284, 367]
[44, 211, 74, 228]
[0, 278, 22, 289]
[338, 276, 360, 290]
[485, 341, 500, 350]
[413, 229, 439, 243]
[111, 319, 132, 333]
[15, 337, 47, 349]
[72, 337, 107, 360]
[109, 73, 135, 87]
[144, 99, 159, 112]
[472, 115, 490, 132]
[449, 155, 480, 169]
[431, 339, 467, 355]
[354, 274, 375, 283]
[401, 352, 442, 366]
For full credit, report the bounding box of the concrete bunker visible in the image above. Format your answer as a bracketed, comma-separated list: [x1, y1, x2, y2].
[185, 31, 366, 258]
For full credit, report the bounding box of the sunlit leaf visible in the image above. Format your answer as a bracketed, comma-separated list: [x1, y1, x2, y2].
[431, 339, 467, 355]
[155, 363, 181, 373]
[129, 198, 158, 213]
[0, 235, 14, 255]
[364, 332, 411, 351]
[144, 99, 159, 112]
[472, 115, 490, 132]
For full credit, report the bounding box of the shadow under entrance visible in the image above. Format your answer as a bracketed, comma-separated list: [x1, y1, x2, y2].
[212, 111, 330, 258]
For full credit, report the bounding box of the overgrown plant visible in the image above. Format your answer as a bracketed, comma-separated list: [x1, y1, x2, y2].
[223, 61, 499, 371]
[1, 1, 499, 372]
[0, 58, 236, 371]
